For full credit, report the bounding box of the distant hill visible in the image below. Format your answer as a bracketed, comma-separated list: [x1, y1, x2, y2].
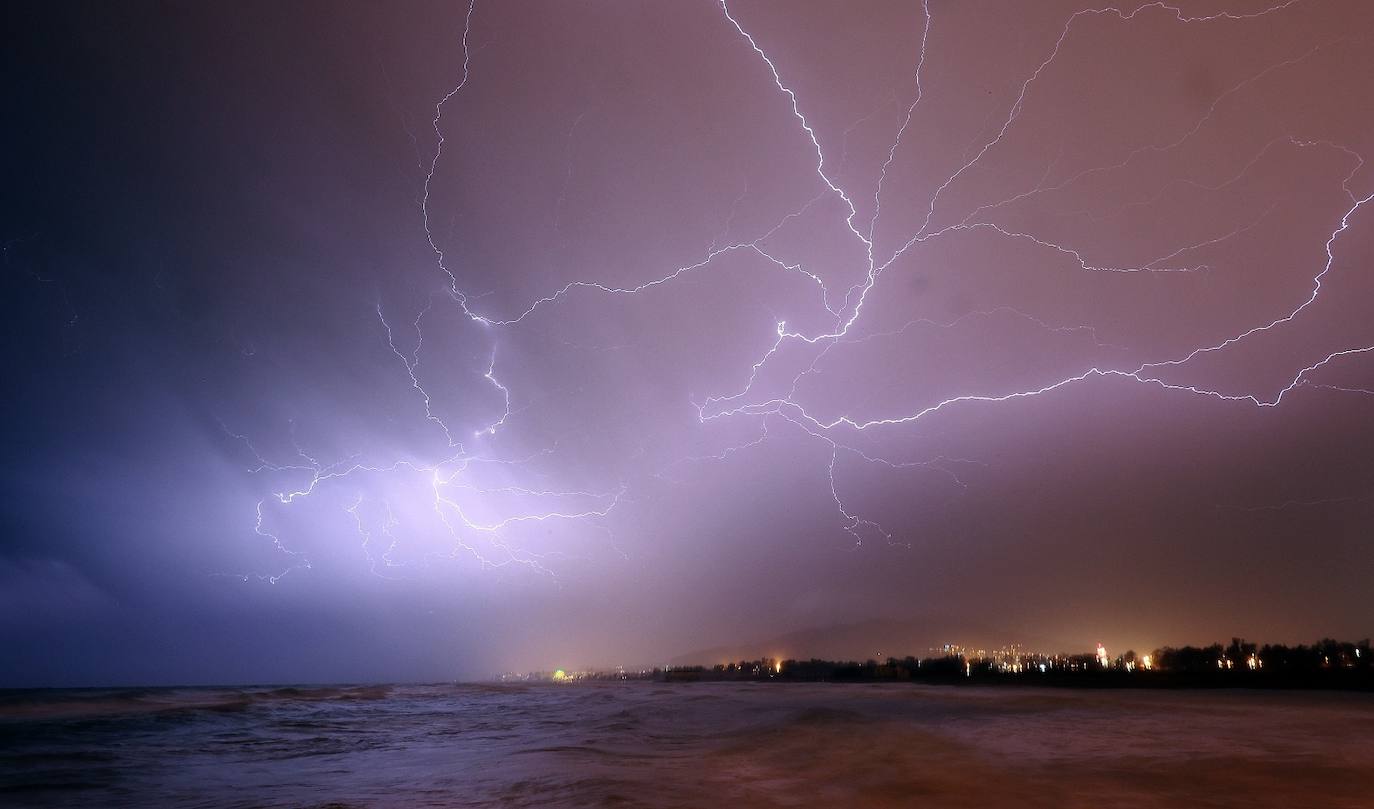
[669, 618, 1076, 667]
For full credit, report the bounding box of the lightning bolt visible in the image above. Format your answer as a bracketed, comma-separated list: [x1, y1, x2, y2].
[232, 0, 1372, 579]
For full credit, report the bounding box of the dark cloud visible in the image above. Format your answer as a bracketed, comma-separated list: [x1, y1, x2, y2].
[3, 0, 1372, 685]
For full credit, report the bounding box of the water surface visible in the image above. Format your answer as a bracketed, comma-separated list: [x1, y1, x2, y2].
[2, 682, 1372, 807]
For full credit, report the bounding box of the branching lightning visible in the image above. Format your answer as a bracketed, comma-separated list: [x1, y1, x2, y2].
[233, 0, 1373, 581]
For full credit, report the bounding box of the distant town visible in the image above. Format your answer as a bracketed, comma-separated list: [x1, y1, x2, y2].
[499, 637, 1374, 689]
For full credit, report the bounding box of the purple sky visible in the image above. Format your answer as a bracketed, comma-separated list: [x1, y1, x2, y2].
[3, 0, 1373, 685]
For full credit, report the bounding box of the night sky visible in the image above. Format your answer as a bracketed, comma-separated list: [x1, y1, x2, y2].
[4, 0, 1372, 686]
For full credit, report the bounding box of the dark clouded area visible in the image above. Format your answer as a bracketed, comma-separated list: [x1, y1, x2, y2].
[3, 0, 1372, 686]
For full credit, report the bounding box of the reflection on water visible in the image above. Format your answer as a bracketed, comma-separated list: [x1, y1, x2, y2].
[2, 682, 1372, 807]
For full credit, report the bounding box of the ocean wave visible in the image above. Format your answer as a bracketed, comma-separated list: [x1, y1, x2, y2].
[0, 684, 396, 723]
[2, 683, 1371, 807]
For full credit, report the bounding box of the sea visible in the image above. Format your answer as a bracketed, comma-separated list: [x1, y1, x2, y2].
[2, 681, 1372, 808]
